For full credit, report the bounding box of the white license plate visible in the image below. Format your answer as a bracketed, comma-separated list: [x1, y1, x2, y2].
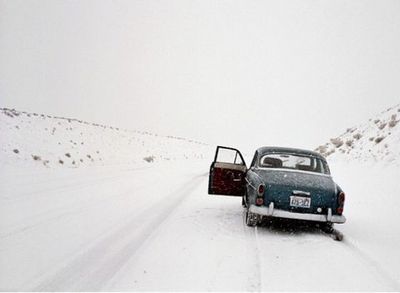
[290, 196, 311, 208]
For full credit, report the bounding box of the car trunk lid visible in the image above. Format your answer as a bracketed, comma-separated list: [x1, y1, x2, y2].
[256, 169, 336, 214]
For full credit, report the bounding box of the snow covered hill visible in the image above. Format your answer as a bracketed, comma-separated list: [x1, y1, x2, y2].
[0, 107, 212, 168]
[1, 106, 400, 291]
[315, 104, 400, 164]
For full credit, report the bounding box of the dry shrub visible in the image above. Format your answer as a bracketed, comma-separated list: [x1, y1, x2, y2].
[326, 149, 336, 156]
[315, 145, 328, 154]
[32, 155, 41, 161]
[388, 120, 398, 128]
[330, 138, 343, 148]
[388, 115, 398, 128]
[143, 156, 155, 163]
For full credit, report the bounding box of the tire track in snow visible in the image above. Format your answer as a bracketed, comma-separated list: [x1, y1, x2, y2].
[204, 206, 251, 291]
[254, 226, 264, 292]
[0, 179, 149, 242]
[1, 171, 142, 201]
[31, 172, 207, 291]
[342, 237, 400, 290]
[241, 212, 262, 292]
[0, 167, 154, 242]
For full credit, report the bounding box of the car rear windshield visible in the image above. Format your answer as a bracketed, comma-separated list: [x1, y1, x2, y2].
[258, 153, 330, 175]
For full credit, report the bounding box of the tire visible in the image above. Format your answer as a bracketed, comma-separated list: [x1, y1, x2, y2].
[245, 207, 258, 227]
[321, 222, 334, 233]
[242, 190, 249, 208]
[333, 230, 344, 241]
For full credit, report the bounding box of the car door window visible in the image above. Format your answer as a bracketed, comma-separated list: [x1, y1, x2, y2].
[215, 148, 244, 165]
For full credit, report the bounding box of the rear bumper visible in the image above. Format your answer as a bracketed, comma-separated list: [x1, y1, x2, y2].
[249, 203, 346, 224]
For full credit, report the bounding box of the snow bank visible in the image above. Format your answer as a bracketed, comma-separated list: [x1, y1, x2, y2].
[315, 104, 400, 165]
[0, 108, 213, 169]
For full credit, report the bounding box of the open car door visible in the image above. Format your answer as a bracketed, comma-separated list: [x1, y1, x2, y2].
[208, 146, 247, 196]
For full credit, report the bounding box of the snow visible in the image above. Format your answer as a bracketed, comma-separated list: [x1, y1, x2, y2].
[316, 104, 400, 165]
[1, 108, 400, 291]
[105, 161, 400, 291]
[0, 108, 211, 168]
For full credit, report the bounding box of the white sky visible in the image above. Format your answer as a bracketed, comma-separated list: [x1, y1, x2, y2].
[1, 0, 400, 154]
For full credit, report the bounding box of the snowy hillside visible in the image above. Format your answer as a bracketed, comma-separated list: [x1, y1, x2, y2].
[0, 107, 211, 168]
[316, 104, 400, 164]
[1, 107, 400, 291]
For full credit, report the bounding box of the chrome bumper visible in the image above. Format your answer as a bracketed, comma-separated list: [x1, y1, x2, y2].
[249, 203, 346, 224]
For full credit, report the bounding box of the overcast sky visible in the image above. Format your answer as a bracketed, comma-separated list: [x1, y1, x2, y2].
[1, 0, 399, 154]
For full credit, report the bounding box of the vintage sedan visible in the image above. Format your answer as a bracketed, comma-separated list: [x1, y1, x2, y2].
[208, 146, 346, 233]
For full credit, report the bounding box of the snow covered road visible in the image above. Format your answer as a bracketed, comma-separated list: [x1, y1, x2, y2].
[1, 160, 400, 291]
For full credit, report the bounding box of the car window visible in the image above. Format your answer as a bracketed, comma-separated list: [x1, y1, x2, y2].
[259, 153, 329, 174]
[216, 148, 244, 165]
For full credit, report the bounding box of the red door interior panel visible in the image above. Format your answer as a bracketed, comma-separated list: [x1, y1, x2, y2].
[209, 162, 246, 196]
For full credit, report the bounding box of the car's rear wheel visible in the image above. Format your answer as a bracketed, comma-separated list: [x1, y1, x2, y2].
[245, 207, 258, 227]
[321, 222, 334, 233]
[241, 196, 246, 207]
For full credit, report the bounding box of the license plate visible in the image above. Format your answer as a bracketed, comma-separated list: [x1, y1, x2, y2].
[290, 196, 311, 208]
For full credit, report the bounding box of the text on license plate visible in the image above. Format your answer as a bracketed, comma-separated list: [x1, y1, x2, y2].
[290, 196, 311, 208]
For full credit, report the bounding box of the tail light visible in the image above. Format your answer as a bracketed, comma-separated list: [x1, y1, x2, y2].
[256, 184, 265, 206]
[337, 191, 345, 215]
[256, 197, 264, 206]
[339, 192, 345, 203]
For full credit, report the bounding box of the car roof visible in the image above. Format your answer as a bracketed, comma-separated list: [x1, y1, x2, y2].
[256, 146, 327, 161]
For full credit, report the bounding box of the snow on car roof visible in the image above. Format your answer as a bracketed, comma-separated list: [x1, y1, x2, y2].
[256, 146, 327, 161]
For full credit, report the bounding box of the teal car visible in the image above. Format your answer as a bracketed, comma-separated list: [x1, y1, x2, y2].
[208, 146, 346, 231]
